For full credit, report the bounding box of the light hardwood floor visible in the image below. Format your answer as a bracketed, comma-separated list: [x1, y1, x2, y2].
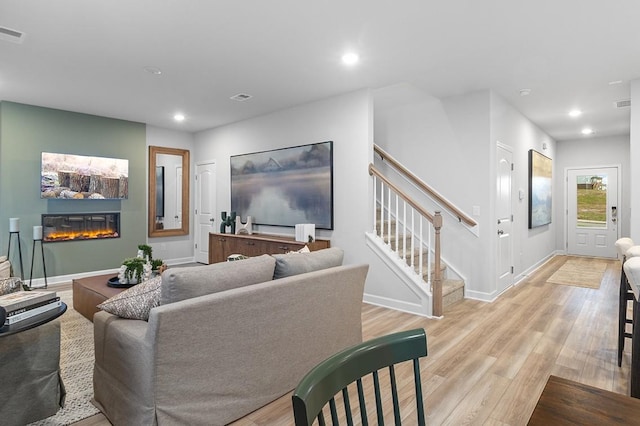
[73, 255, 631, 425]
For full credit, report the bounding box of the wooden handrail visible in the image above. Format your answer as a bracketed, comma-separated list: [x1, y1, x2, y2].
[369, 165, 435, 223]
[374, 145, 477, 227]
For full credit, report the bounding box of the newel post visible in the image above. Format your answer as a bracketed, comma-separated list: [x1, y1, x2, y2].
[433, 211, 443, 317]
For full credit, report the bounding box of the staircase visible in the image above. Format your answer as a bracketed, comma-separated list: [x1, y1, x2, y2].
[375, 211, 465, 309]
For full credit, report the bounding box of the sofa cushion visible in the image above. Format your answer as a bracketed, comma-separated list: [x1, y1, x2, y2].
[160, 254, 276, 305]
[272, 247, 344, 279]
[97, 275, 162, 321]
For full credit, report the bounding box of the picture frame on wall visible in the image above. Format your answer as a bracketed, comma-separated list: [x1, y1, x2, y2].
[528, 149, 552, 228]
[230, 141, 334, 229]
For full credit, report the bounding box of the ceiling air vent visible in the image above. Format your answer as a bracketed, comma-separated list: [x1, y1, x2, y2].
[0, 26, 25, 44]
[614, 99, 631, 108]
[230, 93, 253, 102]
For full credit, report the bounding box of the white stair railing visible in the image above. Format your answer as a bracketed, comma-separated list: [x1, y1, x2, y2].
[369, 164, 443, 316]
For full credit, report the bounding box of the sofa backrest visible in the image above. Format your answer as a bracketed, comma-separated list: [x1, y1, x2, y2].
[160, 254, 276, 305]
[272, 247, 344, 279]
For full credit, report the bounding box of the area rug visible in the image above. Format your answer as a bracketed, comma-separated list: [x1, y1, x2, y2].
[546, 258, 607, 289]
[29, 289, 99, 425]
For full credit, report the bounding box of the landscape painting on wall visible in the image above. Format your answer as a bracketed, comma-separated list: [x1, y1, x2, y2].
[41, 152, 129, 199]
[231, 141, 334, 229]
[528, 149, 552, 228]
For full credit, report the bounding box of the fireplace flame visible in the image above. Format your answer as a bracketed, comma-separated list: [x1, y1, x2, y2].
[44, 229, 119, 242]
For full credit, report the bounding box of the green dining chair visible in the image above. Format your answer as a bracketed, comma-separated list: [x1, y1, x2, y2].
[292, 328, 428, 425]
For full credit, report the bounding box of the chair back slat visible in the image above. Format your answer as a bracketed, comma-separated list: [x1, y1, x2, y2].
[372, 370, 385, 425]
[318, 410, 326, 426]
[414, 358, 425, 424]
[292, 328, 428, 426]
[389, 365, 401, 424]
[356, 378, 369, 426]
[342, 387, 354, 426]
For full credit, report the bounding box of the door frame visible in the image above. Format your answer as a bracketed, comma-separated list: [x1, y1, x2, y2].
[564, 164, 621, 256]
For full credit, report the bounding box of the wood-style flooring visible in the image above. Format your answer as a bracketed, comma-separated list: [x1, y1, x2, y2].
[73, 255, 631, 425]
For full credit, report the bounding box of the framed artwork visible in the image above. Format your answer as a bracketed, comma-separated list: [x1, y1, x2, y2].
[230, 141, 334, 229]
[528, 149, 552, 228]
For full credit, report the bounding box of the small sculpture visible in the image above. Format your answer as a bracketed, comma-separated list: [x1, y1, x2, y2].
[235, 216, 253, 235]
[220, 211, 237, 234]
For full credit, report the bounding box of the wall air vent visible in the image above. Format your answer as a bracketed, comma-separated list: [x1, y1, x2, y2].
[614, 99, 631, 108]
[230, 93, 253, 102]
[0, 26, 25, 44]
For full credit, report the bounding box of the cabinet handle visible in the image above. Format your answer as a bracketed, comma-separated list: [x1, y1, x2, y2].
[246, 242, 255, 246]
[218, 238, 226, 242]
[279, 246, 289, 251]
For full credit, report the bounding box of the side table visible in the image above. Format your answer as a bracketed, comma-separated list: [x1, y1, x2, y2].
[0, 302, 67, 425]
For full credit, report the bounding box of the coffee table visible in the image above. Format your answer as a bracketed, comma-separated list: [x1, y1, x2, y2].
[73, 273, 126, 321]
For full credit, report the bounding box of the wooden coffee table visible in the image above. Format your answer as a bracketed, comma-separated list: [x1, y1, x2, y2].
[73, 273, 126, 321]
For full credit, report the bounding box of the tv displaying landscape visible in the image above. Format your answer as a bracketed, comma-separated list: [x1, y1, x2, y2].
[41, 152, 129, 199]
[231, 141, 334, 229]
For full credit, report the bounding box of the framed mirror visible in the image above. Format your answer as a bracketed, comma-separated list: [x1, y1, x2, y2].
[148, 146, 190, 237]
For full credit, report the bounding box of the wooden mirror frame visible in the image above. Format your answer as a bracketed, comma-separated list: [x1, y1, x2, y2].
[148, 146, 190, 237]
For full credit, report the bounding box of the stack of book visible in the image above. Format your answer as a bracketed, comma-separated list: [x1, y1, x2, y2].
[0, 291, 60, 326]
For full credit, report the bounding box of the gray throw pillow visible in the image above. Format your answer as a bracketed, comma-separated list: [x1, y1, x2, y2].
[272, 247, 344, 279]
[160, 254, 276, 305]
[97, 275, 162, 321]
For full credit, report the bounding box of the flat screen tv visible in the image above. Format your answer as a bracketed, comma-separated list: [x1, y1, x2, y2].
[41, 152, 129, 199]
[230, 141, 334, 229]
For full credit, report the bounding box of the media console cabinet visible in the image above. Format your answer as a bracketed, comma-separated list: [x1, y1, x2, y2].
[208, 232, 330, 264]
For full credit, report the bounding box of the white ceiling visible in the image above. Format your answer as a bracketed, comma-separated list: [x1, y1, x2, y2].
[0, 1, 638, 141]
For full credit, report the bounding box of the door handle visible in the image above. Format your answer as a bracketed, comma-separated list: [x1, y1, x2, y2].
[497, 230, 504, 235]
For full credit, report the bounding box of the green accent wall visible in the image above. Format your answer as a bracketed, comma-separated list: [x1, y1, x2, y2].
[0, 102, 146, 279]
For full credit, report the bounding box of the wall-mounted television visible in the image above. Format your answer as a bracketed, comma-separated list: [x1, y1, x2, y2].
[231, 141, 334, 229]
[41, 152, 129, 199]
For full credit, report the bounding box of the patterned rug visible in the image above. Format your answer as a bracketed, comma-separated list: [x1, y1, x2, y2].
[546, 258, 607, 289]
[29, 290, 99, 425]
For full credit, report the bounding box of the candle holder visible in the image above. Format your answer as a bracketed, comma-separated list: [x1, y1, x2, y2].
[6, 229, 24, 280]
[29, 226, 47, 288]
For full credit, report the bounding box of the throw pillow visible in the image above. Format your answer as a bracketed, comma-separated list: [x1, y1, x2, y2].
[273, 247, 344, 279]
[0, 256, 12, 280]
[97, 275, 162, 321]
[160, 254, 276, 305]
[0, 277, 22, 296]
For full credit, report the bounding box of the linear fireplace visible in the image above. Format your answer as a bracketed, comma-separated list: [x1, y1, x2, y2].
[42, 213, 120, 242]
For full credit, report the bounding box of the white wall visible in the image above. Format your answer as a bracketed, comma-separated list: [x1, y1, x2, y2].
[490, 92, 557, 284]
[555, 135, 630, 246]
[373, 85, 490, 297]
[146, 125, 196, 264]
[193, 90, 387, 282]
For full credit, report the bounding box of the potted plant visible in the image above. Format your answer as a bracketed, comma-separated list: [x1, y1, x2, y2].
[138, 244, 153, 260]
[151, 258, 167, 275]
[120, 257, 146, 284]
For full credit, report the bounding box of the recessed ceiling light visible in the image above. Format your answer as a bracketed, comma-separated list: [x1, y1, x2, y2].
[341, 52, 359, 66]
[230, 93, 253, 102]
[173, 113, 185, 122]
[581, 128, 594, 135]
[143, 66, 162, 75]
[519, 88, 531, 96]
[569, 109, 582, 117]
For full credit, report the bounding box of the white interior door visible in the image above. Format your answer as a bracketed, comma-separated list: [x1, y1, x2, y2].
[567, 167, 618, 258]
[496, 143, 513, 293]
[195, 161, 216, 264]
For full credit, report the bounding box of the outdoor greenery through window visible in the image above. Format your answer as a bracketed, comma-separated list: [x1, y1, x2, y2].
[576, 175, 607, 228]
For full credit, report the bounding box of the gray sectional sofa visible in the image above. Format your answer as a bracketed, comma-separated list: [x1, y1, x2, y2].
[92, 248, 368, 425]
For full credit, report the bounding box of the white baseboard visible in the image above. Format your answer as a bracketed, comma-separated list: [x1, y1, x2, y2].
[363, 294, 438, 319]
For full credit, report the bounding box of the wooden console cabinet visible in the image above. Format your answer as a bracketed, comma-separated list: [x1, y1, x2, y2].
[208, 233, 330, 264]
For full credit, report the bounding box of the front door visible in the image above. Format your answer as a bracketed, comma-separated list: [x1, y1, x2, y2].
[496, 143, 513, 293]
[567, 167, 619, 258]
[194, 161, 216, 264]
